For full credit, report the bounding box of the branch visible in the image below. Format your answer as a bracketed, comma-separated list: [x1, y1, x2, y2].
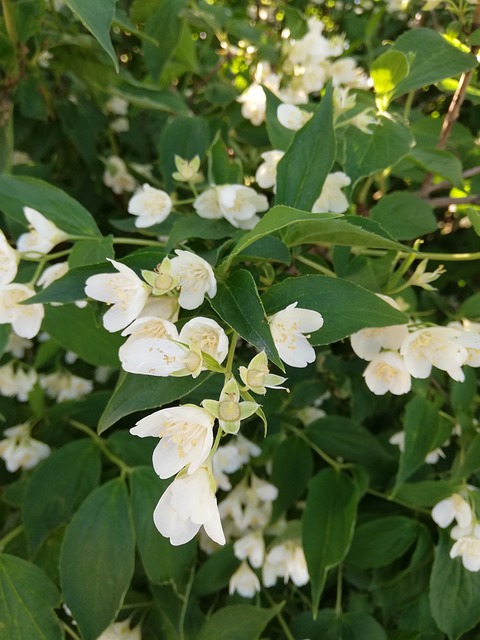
[425, 194, 480, 208]
[419, 166, 480, 196]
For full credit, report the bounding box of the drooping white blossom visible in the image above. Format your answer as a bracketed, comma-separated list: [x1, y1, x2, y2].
[120, 336, 203, 378]
[84, 259, 151, 332]
[130, 405, 215, 478]
[105, 96, 129, 116]
[121, 315, 179, 343]
[449, 525, 480, 572]
[0, 230, 18, 286]
[212, 436, 261, 491]
[277, 104, 313, 131]
[363, 351, 411, 395]
[0, 423, 50, 472]
[139, 294, 180, 323]
[229, 561, 261, 598]
[37, 261, 87, 308]
[237, 83, 267, 126]
[0, 283, 44, 338]
[193, 184, 268, 229]
[103, 155, 136, 194]
[17, 207, 69, 255]
[178, 317, 229, 365]
[269, 302, 323, 368]
[239, 351, 287, 395]
[127, 184, 172, 228]
[110, 117, 129, 133]
[311, 172, 351, 214]
[388, 431, 446, 464]
[39, 372, 93, 402]
[432, 494, 473, 529]
[169, 250, 217, 310]
[96, 617, 141, 640]
[5, 332, 33, 358]
[153, 466, 225, 546]
[0, 363, 37, 401]
[262, 541, 309, 587]
[255, 150, 285, 191]
[233, 530, 265, 568]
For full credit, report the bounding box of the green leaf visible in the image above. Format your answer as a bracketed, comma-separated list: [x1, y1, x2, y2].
[98, 371, 214, 433]
[452, 433, 480, 480]
[68, 236, 115, 268]
[166, 216, 235, 252]
[283, 215, 408, 251]
[395, 396, 452, 487]
[347, 516, 419, 568]
[42, 305, 123, 367]
[271, 436, 313, 519]
[26, 264, 103, 305]
[60, 478, 135, 640]
[0, 175, 101, 237]
[393, 480, 461, 508]
[276, 83, 335, 210]
[129, 467, 197, 589]
[23, 439, 101, 552]
[209, 135, 243, 185]
[460, 292, 480, 319]
[64, 0, 118, 71]
[466, 207, 480, 236]
[209, 269, 282, 368]
[303, 468, 359, 614]
[262, 275, 408, 345]
[430, 531, 480, 640]
[370, 192, 437, 241]
[114, 79, 189, 114]
[292, 609, 387, 640]
[196, 604, 283, 640]
[343, 116, 413, 190]
[238, 236, 291, 265]
[0, 554, 62, 640]
[264, 88, 295, 151]
[144, 0, 188, 80]
[192, 544, 239, 596]
[371, 50, 410, 96]
[392, 28, 476, 98]
[408, 148, 463, 188]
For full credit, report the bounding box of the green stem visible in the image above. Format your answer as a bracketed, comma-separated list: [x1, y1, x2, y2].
[286, 424, 345, 472]
[0, 524, 23, 551]
[357, 176, 373, 206]
[225, 331, 239, 375]
[1, 0, 17, 47]
[62, 623, 81, 640]
[68, 419, 133, 476]
[263, 592, 294, 640]
[367, 487, 431, 515]
[113, 237, 164, 247]
[178, 565, 195, 640]
[352, 248, 480, 262]
[296, 255, 336, 277]
[335, 564, 343, 616]
[403, 90, 415, 121]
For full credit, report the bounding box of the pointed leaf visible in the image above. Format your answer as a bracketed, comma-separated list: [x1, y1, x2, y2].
[370, 192, 437, 241]
[60, 479, 135, 640]
[347, 516, 419, 568]
[196, 604, 283, 640]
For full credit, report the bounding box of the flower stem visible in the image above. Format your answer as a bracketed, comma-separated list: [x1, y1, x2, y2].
[296, 255, 336, 277]
[286, 424, 345, 472]
[335, 564, 343, 616]
[62, 622, 81, 640]
[112, 237, 165, 247]
[68, 419, 133, 476]
[0, 524, 23, 551]
[352, 248, 480, 262]
[225, 331, 239, 375]
[263, 592, 294, 640]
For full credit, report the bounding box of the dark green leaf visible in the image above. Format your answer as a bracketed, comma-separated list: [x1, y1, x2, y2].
[460, 292, 480, 319]
[262, 275, 408, 345]
[271, 436, 313, 519]
[209, 269, 282, 368]
[209, 136, 243, 185]
[60, 479, 135, 640]
[370, 192, 437, 240]
[144, 0, 188, 80]
[192, 544, 239, 596]
[408, 148, 463, 188]
[23, 439, 101, 552]
[27, 264, 107, 305]
[238, 236, 291, 265]
[303, 468, 359, 614]
[292, 609, 387, 640]
[0, 175, 101, 237]
[68, 236, 115, 268]
[348, 517, 419, 568]
[196, 604, 283, 640]
[129, 467, 196, 589]
[393, 480, 461, 508]
[166, 216, 235, 252]
[276, 83, 335, 210]
[0, 554, 62, 640]
[98, 371, 214, 433]
[264, 88, 295, 151]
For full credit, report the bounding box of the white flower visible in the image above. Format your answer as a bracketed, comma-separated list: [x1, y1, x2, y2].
[37, 50, 53, 68]
[127, 184, 173, 228]
[0, 230, 18, 286]
[0, 363, 37, 401]
[277, 104, 313, 131]
[229, 561, 261, 598]
[255, 150, 285, 191]
[153, 466, 225, 546]
[237, 83, 267, 126]
[239, 351, 287, 395]
[328, 57, 370, 89]
[268, 302, 323, 368]
[432, 494, 473, 529]
[172, 155, 203, 183]
[234, 531, 265, 568]
[212, 436, 261, 490]
[400, 326, 469, 382]
[84, 259, 150, 332]
[408, 260, 445, 291]
[110, 117, 130, 133]
[388, 431, 446, 464]
[0, 423, 50, 472]
[0, 283, 44, 338]
[139, 295, 180, 322]
[105, 96, 129, 116]
[262, 541, 309, 587]
[202, 377, 259, 435]
[349, 111, 379, 134]
[5, 332, 33, 358]
[178, 317, 229, 365]
[450, 525, 480, 572]
[121, 315, 179, 342]
[170, 250, 217, 310]
[120, 337, 203, 378]
[103, 156, 136, 194]
[193, 185, 268, 229]
[312, 172, 351, 214]
[96, 618, 141, 640]
[131, 404, 214, 478]
[363, 351, 411, 395]
[17, 207, 68, 255]
[40, 372, 93, 402]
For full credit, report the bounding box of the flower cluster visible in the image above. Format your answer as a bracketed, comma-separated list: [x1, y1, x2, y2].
[432, 493, 480, 571]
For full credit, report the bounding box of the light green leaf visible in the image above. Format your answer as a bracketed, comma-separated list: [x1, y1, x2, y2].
[409, 147, 463, 188]
[0, 175, 101, 237]
[343, 116, 413, 190]
[347, 516, 419, 568]
[460, 292, 480, 318]
[0, 554, 62, 640]
[166, 216, 235, 251]
[129, 467, 197, 589]
[430, 531, 480, 640]
[23, 439, 101, 552]
[144, 0, 188, 80]
[371, 50, 410, 96]
[276, 83, 335, 210]
[60, 479, 135, 640]
[262, 275, 408, 345]
[42, 304, 123, 367]
[196, 604, 283, 640]
[466, 207, 480, 236]
[303, 468, 359, 614]
[98, 371, 214, 433]
[264, 87, 295, 151]
[370, 192, 438, 240]
[68, 236, 115, 268]
[113, 79, 189, 114]
[392, 28, 476, 98]
[64, 0, 118, 71]
[209, 269, 282, 368]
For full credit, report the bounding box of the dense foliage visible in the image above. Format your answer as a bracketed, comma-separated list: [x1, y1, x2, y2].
[1, 0, 480, 638]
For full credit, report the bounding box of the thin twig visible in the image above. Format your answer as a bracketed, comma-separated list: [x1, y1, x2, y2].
[425, 194, 480, 208]
[420, 166, 480, 196]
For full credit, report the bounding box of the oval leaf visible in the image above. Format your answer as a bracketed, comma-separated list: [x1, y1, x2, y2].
[347, 516, 419, 568]
[196, 604, 283, 640]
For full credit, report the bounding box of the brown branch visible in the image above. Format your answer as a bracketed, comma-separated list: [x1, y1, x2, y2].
[419, 166, 480, 196]
[425, 194, 480, 208]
